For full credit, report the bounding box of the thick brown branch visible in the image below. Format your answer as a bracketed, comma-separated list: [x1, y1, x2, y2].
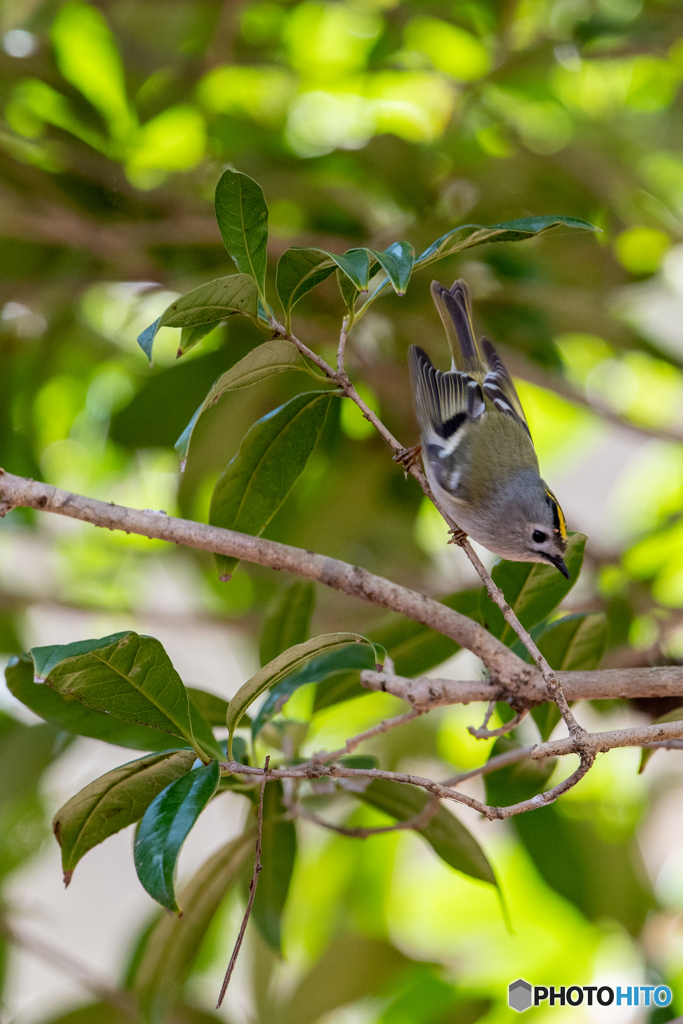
[532, 719, 683, 759]
[0, 470, 522, 683]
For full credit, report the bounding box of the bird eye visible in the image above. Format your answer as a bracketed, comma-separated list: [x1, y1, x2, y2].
[532, 530, 547, 543]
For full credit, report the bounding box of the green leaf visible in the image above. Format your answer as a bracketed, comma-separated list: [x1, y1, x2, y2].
[214, 168, 269, 308]
[209, 390, 335, 579]
[134, 832, 254, 1024]
[174, 340, 320, 467]
[356, 779, 496, 886]
[484, 738, 556, 807]
[415, 215, 599, 267]
[0, 717, 62, 811]
[30, 632, 205, 758]
[251, 780, 296, 953]
[276, 246, 376, 327]
[188, 703, 223, 761]
[282, 935, 411, 1024]
[527, 613, 607, 740]
[5, 654, 179, 752]
[260, 581, 315, 667]
[640, 704, 683, 773]
[368, 241, 415, 295]
[187, 688, 229, 727]
[136, 275, 258, 363]
[226, 633, 384, 755]
[336, 267, 359, 312]
[53, 749, 196, 885]
[253, 642, 380, 739]
[134, 760, 220, 914]
[481, 533, 587, 645]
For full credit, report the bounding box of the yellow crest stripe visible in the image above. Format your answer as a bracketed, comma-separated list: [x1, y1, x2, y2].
[545, 488, 567, 541]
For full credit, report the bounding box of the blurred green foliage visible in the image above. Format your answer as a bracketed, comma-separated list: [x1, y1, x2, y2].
[2, 0, 683, 1021]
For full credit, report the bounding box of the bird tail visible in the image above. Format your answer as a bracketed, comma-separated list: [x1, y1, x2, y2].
[430, 279, 485, 373]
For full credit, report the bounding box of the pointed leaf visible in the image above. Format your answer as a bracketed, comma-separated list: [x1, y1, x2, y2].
[174, 340, 320, 466]
[276, 248, 336, 328]
[260, 581, 315, 667]
[30, 632, 203, 757]
[334, 248, 374, 290]
[209, 390, 334, 579]
[134, 831, 254, 1024]
[253, 642, 380, 739]
[481, 533, 587, 645]
[484, 738, 556, 806]
[356, 779, 496, 886]
[226, 633, 384, 753]
[134, 759, 220, 914]
[178, 320, 223, 356]
[415, 215, 599, 267]
[368, 241, 415, 296]
[136, 275, 258, 363]
[215, 169, 269, 307]
[5, 654, 181, 752]
[53, 749, 196, 885]
[251, 780, 296, 953]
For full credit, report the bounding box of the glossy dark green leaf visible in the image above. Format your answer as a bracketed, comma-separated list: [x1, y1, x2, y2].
[226, 633, 384, 754]
[276, 248, 336, 328]
[527, 613, 607, 740]
[251, 780, 296, 953]
[134, 831, 254, 1024]
[136, 275, 259, 363]
[356, 780, 496, 886]
[253, 641, 379, 738]
[134, 759, 220, 914]
[209, 390, 334, 579]
[53, 749, 196, 885]
[368, 241, 415, 295]
[282, 934, 411, 1024]
[188, 704, 223, 761]
[415, 215, 599, 267]
[174, 340, 321, 467]
[187, 688, 229, 727]
[481, 533, 586, 645]
[214, 169, 269, 307]
[260, 581, 315, 667]
[484, 738, 556, 807]
[5, 655, 180, 752]
[336, 267, 359, 312]
[29, 632, 207, 759]
[513, 803, 655, 935]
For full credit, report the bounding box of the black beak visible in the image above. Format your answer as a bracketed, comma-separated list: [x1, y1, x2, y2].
[546, 554, 571, 579]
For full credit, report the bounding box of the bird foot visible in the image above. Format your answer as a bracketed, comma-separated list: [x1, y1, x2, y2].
[447, 527, 468, 546]
[393, 444, 422, 478]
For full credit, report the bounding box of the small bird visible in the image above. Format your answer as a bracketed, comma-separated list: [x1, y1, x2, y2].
[407, 279, 570, 577]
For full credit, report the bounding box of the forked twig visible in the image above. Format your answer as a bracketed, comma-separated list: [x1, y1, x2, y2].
[468, 708, 529, 740]
[216, 756, 270, 1009]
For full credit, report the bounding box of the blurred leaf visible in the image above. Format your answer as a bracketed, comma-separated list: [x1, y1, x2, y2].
[378, 967, 491, 1024]
[416, 216, 599, 267]
[39, 1005, 226, 1024]
[527, 613, 607, 740]
[260, 581, 315, 666]
[481, 534, 587, 644]
[5, 655, 180, 752]
[0, 717, 61, 810]
[137, 275, 258, 363]
[187, 688, 229, 727]
[134, 760, 220, 914]
[209, 390, 335, 579]
[215, 169, 269, 308]
[53, 749, 195, 885]
[30, 632, 205, 757]
[640, 704, 683, 772]
[369, 241, 415, 296]
[282, 934, 411, 1024]
[250, 780, 296, 953]
[484, 738, 556, 807]
[134, 831, 254, 1024]
[513, 803, 656, 934]
[253, 642, 379, 739]
[175, 340, 321, 466]
[0, 611, 23, 653]
[357, 780, 496, 886]
[226, 633, 384, 753]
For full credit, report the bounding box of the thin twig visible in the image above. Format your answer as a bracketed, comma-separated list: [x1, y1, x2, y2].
[443, 744, 537, 787]
[337, 317, 349, 377]
[294, 792, 441, 838]
[216, 756, 270, 1010]
[468, 708, 529, 740]
[310, 708, 422, 765]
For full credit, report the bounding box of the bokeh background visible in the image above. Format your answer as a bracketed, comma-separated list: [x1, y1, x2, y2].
[2, 0, 683, 1022]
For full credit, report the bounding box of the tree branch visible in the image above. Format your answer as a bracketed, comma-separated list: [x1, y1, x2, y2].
[0, 470, 523, 684]
[293, 792, 441, 838]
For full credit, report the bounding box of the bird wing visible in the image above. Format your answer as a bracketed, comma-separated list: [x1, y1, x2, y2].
[480, 337, 531, 438]
[408, 345, 484, 453]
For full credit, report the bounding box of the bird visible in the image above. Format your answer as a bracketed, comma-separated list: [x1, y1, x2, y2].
[405, 279, 570, 578]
